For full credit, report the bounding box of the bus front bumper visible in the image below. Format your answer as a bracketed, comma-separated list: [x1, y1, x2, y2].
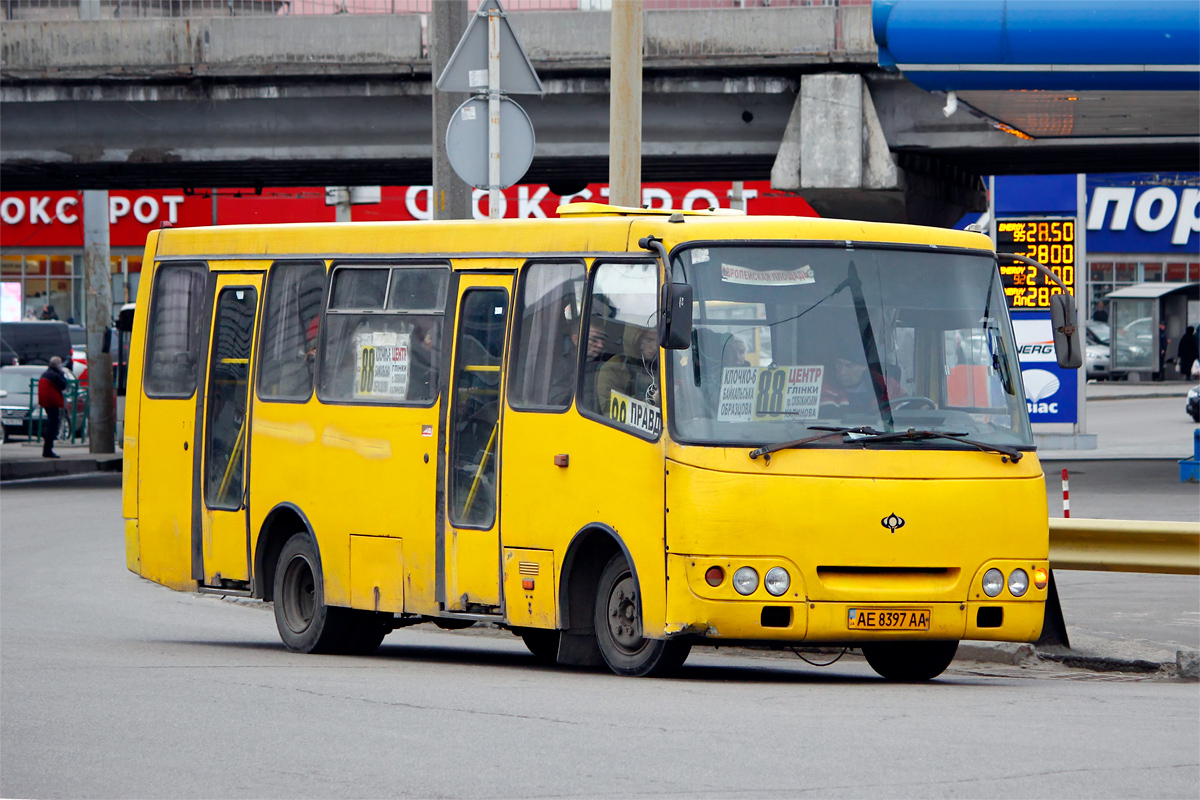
[663, 599, 1045, 644]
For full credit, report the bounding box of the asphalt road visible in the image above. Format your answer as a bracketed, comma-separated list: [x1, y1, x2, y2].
[2, 474, 1198, 799]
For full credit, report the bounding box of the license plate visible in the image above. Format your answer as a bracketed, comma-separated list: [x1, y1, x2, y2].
[847, 608, 930, 631]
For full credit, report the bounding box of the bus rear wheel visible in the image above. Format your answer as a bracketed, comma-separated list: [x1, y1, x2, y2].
[862, 640, 959, 681]
[273, 532, 386, 656]
[594, 554, 690, 677]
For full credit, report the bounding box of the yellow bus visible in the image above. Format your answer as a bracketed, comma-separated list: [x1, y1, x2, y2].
[123, 204, 1081, 680]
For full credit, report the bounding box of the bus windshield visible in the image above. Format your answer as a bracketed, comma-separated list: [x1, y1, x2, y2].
[668, 244, 1033, 450]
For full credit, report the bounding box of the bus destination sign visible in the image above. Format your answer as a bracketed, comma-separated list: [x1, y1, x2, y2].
[996, 217, 1076, 310]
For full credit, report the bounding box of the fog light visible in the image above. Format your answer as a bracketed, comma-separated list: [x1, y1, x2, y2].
[982, 568, 1004, 597]
[704, 566, 725, 587]
[733, 567, 759, 595]
[1033, 567, 1048, 590]
[764, 567, 790, 596]
[1008, 568, 1029, 597]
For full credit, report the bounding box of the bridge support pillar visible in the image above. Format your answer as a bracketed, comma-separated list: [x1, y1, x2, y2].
[771, 73, 985, 227]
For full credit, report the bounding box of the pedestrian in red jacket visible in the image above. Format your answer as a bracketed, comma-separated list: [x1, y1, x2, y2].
[37, 356, 67, 458]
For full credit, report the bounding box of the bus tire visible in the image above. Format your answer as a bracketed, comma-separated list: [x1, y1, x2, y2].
[862, 640, 959, 681]
[594, 554, 690, 677]
[515, 628, 560, 663]
[273, 532, 349, 655]
[338, 612, 389, 656]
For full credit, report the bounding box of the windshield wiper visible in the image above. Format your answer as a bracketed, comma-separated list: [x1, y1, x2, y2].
[749, 426, 880, 462]
[850, 428, 1023, 463]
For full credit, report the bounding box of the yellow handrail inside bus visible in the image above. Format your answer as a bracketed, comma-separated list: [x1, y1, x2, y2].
[462, 422, 498, 517]
[216, 420, 245, 502]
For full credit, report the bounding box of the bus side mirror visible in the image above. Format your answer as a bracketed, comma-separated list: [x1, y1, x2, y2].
[660, 283, 693, 350]
[1050, 293, 1083, 369]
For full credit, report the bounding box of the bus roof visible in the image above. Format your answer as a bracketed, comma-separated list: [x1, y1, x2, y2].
[149, 207, 994, 263]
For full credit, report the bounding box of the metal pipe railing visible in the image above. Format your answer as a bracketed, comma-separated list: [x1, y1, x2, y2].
[3, 0, 869, 21]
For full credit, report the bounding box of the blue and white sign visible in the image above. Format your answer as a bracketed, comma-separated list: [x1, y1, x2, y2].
[1012, 313, 1078, 424]
[1086, 174, 1200, 254]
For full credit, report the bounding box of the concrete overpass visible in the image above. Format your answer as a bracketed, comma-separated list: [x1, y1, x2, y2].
[2, 3, 1197, 226]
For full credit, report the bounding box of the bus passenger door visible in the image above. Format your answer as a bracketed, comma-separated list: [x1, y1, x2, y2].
[198, 274, 263, 590]
[442, 275, 512, 612]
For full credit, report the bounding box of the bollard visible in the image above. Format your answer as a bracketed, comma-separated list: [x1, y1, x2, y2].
[1061, 468, 1070, 518]
[1180, 429, 1199, 483]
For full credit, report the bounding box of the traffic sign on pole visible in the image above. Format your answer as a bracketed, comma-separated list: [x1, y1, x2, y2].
[445, 97, 535, 191]
[437, 0, 542, 218]
[435, 0, 543, 96]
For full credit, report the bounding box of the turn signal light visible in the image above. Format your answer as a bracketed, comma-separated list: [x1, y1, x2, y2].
[705, 566, 725, 587]
[1033, 567, 1048, 590]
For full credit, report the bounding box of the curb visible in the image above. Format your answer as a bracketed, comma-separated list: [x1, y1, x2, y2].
[960, 641, 1200, 680]
[0, 455, 122, 482]
[1087, 393, 1193, 402]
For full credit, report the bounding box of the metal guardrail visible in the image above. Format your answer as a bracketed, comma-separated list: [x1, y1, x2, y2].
[1050, 518, 1200, 576]
[4, 0, 869, 21]
[20, 377, 88, 445]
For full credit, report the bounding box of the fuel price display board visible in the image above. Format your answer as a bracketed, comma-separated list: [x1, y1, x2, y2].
[996, 217, 1076, 310]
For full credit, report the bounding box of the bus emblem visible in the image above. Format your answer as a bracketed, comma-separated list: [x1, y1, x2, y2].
[881, 513, 905, 533]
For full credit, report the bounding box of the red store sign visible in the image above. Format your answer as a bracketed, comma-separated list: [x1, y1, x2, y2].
[0, 181, 817, 249]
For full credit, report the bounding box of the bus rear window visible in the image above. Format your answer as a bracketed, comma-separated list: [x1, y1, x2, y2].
[143, 264, 207, 398]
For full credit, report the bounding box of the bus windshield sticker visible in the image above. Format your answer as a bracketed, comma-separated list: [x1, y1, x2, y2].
[691, 248, 710, 264]
[717, 367, 757, 422]
[608, 390, 662, 437]
[717, 365, 823, 422]
[354, 330, 410, 400]
[720, 263, 814, 286]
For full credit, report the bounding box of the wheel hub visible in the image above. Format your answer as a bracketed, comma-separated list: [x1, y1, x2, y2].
[607, 575, 643, 653]
[282, 555, 315, 634]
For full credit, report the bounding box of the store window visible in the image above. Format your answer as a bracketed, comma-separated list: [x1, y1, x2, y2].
[0, 252, 141, 324]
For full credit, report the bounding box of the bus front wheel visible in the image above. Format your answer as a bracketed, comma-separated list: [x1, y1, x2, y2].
[594, 554, 690, 677]
[862, 640, 959, 681]
[273, 532, 386, 655]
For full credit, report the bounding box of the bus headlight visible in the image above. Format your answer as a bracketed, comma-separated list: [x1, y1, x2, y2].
[1008, 569, 1029, 597]
[982, 568, 1004, 597]
[764, 567, 790, 596]
[733, 567, 759, 595]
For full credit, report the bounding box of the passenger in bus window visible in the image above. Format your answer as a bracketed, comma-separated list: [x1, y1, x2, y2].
[821, 353, 903, 415]
[408, 319, 440, 401]
[723, 336, 751, 368]
[596, 324, 659, 410]
[577, 317, 608, 409]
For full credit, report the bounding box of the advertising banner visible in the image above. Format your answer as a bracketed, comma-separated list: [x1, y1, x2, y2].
[1012, 313, 1078, 424]
[1085, 174, 1200, 254]
[0, 180, 818, 250]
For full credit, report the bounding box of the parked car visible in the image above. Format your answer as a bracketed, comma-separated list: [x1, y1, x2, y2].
[1187, 385, 1199, 422]
[0, 364, 85, 443]
[1085, 321, 1111, 380]
[0, 321, 74, 372]
[69, 324, 88, 376]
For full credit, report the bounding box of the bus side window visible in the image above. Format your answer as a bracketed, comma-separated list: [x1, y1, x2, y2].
[317, 265, 448, 405]
[509, 261, 586, 411]
[143, 263, 207, 398]
[578, 261, 662, 439]
[257, 261, 325, 403]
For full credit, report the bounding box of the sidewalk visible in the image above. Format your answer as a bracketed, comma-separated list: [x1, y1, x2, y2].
[1085, 378, 1195, 402]
[0, 441, 122, 481]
